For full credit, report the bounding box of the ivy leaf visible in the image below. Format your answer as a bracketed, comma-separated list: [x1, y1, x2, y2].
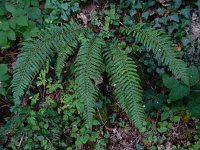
[27, 7, 41, 20]
[171, 116, 180, 123]
[61, 3, 69, 11]
[187, 97, 200, 118]
[31, 1, 39, 6]
[5, 2, 16, 14]
[162, 74, 190, 100]
[0, 21, 10, 31]
[0, 87, 6, 96]
[180, 7, 191, 19]
[188, 65, 199, 86]
[16, 16, 28, 26]
[0, 64, 8, 75]
[8, 18, 16, 29]
[181, 36, 191, 46]
[168, 84, 190, 100]
[169, 13, 179, 22]
[130, 9, 137, 17]
[0, 31, 8, 47]
[142, 11, 149, 20]
[161, 111, 170, 121]
[162, 74, 179, 89]
[0, 65, 9, 80]
[144, 89, 164, 111]
[7, 30, 16, 40]
[173, 0, 182, 9]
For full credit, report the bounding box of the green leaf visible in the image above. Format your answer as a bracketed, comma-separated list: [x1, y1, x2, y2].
[31, 1, 39, 6]
[188, 65, 199, 86]
[162, 74, 190, 100]
[5, 2, 16, 14]
[158, 126, 168, 133]
[171, 116, 180, 122]
[61, 3, 69, 10]
[16, 16, 28, 26]
[9, 18, 16, 29]
[0, 88, 6, 96]
[161, 111, 169, 121]
[37, 136, 44, 141]
[27, 7, 41, 20]
[180, 7, 191, 19]
[187, 97, 200, 118]
[0, 6, 6, 16]
[162, 74, 179, 89]
[169, 84, 190, 100]
[75, 140, 82, 147]
[173, 0, 182, 9]
[13, 9, 26, 17]
[0, 31, 8, 47]
[169, 13, 179, 22]
[181, 36, 191, 46]
[144, 100, 153, 111]
[7, 30, 16, 40]
[142, 11, 149, 20]
[0, 21, 10, 31]
[0, 64, 8, 74]
[144, 89, 156, 99]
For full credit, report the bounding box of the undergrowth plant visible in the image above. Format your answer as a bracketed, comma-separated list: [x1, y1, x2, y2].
[1, 79, 107, 149]
[12, 20, 189, 129]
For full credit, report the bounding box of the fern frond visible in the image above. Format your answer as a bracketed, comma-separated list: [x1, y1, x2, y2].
[75, 34, 105, 126]
[104, 42, 144, 128]
[12, 22, 82, 104]
[121, 24, 189, 85]
[55, 44, 74, 77]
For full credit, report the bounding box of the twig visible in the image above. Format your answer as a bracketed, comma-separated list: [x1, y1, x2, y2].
[96, 104, 112, 131]
[96, 104, 107, 126]
[0, 104, 10, 108]
[18, 134, 25, 150]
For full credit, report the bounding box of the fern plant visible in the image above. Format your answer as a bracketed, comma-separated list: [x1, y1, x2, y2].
[12, 21, 189, 129]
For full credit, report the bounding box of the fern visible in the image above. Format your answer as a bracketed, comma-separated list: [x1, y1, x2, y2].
[55, 44, 74, 77]
[12, 22, 83, 104]
[75, 34, 105, 126]
[12, 21, 189, 129]
[104, 42, 144, 128]
[121, 24, 189, 85]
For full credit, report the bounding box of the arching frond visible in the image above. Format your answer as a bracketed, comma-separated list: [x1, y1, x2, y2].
[104, 42, 144, 128]
[75, 34, 105, 126]
[12, 22, 83, 104]
[55, 44, 75, 77]
[121, 24, 189, 85]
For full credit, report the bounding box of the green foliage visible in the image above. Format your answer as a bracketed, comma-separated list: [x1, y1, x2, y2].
[12, 21, 82, 105]
[0, 0, 87, 48]
[0, 0, 41, 48]
[1, 79, 107, 149]
[105, 41, 144, 128]
[161, 65, 200, 117]
[188, 65, 199, 86]
[44, 0, 82, 23]
[75, 34, 105, 126]
[121, 24, 189, 85]
[11, 20, 190, 129]
[187, 97, 200, 118]
[141, 106, 195, 149]
[1, 1, 200, 149]
[162, 74, 190, 100]
[143, 89, 165, 111]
